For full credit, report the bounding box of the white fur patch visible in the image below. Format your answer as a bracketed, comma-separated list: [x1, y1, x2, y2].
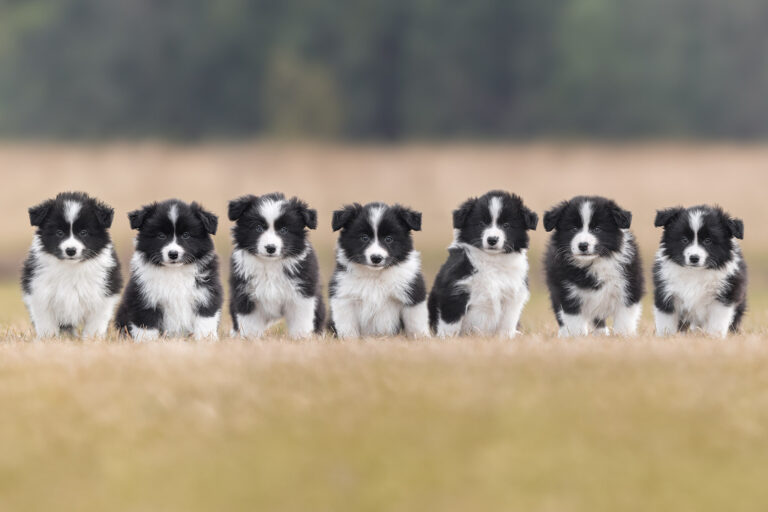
[364, 205, 388, 266]
[481, 196, 506, 252]
[683, 209, 708, 267]
[571, 200, 598, 257]
[257, 198, 286, 257]
[63, 200, 82, 224]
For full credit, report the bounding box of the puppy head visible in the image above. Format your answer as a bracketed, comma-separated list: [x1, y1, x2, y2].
[655, 205, 743, 269]
[229, 192, 317, 259]
[29, 191, 114, 262]
[453, 190, 537, 254]
[129, 199, 217, 267]
[544, 196, 632, 263]
[333, 202, 421, 269]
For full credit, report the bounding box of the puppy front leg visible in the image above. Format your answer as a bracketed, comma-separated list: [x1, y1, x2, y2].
[329, 298, 359, 339]
[194, 312, 221, 341]
[285, 297, 318, 339]
[654, 307, 679, 336]
[28, 302, 59, 339]
[402, 300, 430, 339]
[558, 311, 590, 337]
[498, 291, 529, 339]
[704, 303, 734, 339]
[82, 296, 120, 339]
[614, 302, 642, 337]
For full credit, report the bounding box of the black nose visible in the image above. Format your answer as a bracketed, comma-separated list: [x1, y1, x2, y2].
[578, 242, 589, 252]
[265, 245, 277, 255]
[487, 236, 499, 247]
[168, 250, 179, 260]
[65, 247, 76, 257]
[370, 255, 383, 265]
[689, 255, 700, 264]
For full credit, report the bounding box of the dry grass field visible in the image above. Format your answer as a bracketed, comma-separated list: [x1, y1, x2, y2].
[1, 142, 768, 510]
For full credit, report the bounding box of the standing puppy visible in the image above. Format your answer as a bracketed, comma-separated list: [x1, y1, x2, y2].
[328, 202, 429, 339]
[428, 191, 538, 338]
[544, 196, 644, 337]
[115, 200, 223, 340]
[228, 193, 325, 339]
[653, 205, 747, 337]
[22, 192, 122, 338]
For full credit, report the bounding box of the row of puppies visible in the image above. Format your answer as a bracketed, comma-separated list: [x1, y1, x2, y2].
[21, 191, 747, 340]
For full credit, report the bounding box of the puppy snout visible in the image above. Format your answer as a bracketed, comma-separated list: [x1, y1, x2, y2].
[689, 254, 700, 264]
[487, 236, 499, 247]
[65, 247, 77, 257]
[265, 245, 277, 255]
[578, 242, 590, 253]
[370, 254, 383, 265]
[168, 250, 179, 261]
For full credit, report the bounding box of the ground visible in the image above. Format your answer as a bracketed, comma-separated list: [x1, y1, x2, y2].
[0, 143, 767, 510]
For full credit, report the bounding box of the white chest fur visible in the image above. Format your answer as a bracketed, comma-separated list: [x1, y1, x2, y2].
[458, 246, 530, 334]
[132, 253, 210, 336]
[232, 248, 304, 319]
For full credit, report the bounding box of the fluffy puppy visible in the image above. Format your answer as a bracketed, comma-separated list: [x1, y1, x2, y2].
[544, 196, 644, 337]
[328, 202, 429, 339]
[228, 193, 325, 339]
[653, 205, 747, 337]
[115, 199, 223, 340]
[428, 191, 538, 338]
[22, 192, 122, 338]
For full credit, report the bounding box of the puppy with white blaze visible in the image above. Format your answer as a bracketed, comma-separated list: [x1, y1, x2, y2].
[22, 192, 122, 338]
[544, 196, 644, 337]
[328, 202, 430, 339]
[428, 191, 538, 338]
[228, 193, 325, 339]
[653, 205, 747, 338]
[115, 200, 223, 341]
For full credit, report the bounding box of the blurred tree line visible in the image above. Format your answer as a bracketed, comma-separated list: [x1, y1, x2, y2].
[0, 0, 766, 140]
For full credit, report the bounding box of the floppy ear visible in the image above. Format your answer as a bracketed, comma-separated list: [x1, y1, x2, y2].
[393, 205, 422, 231]
[452, 198, 476, 229]
[192, 202, 218, 235]
[128, 204, 156, 230]
[332, 204, 362, 232]
[654, 207, 684, 228]
[522, 206, 538, 231]
[94, 202, 115, 228]
[228, 195, 258, 221]
[543, 201, 568, 232]
[611, 205, 632, 229]
[28, 199, 54, 227]
[727, 217, 744, 240]
[289, 197, 317, 230]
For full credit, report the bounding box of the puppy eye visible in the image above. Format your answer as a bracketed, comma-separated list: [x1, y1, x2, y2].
[384, 235, 394, 244]
[361, 234, 370, 242]
[570, 227, 579, 233]
[703, 238, 712, 245]
[255, 225, 264, 233]
[502, 223, 510, 229]
[592, 227, 602, 234]
[158, 233, 167, 240]
[279, 227, 288, 235]
[79, 230, 88, 237]
[681, 237, 689, 244]
[56, 230, 65, 238]
[181, 232, 191, 240]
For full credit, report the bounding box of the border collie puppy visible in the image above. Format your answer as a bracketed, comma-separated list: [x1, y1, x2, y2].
[544, 196, 644, 337]
[328, 202, 429, 339]
[653, 205, 747, 337]
[22, 192, 122, 338]
[228, 193, 325, 339]
[428, 191, 538, 338]
[115, 199, 223, 341]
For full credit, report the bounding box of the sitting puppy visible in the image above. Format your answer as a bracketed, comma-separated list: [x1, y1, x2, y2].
[115, 199, 223, 340]
[22, 192, 122, 338]
[228, 193, 325, 339]
[544, 196, 644, 337]
[328, 202, 429, 339]
[428, 191, 538, 338]
[653, 205, 747, 337]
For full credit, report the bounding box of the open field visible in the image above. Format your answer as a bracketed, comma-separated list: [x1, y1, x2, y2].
[1, 143, 768, 510]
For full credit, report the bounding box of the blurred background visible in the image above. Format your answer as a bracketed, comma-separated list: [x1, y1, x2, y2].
[0, 0, 767, 331]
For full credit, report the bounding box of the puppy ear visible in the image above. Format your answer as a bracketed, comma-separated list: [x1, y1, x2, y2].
[611, 206, 632, 229]
[192, 202, 218, 235]
[94, 202, 115, 228]
[394, 205, 422, 231]
[452, 198, 476, 229]
[332, 204, 362, 232]
[522, 206, 538, 231]
[289, 197, 317, 230]
[128, 204, 156, 230]
[727, 217, 744, 240]
[228, 195, 258, 221]
[654, 207, 684, 228]
[28, 199, 54, 227]
[543, 201, 568, 232]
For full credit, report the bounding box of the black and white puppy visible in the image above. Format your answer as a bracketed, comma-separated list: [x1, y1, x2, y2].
[115, 199, 223, 340]
[228, 193, 325, 339]
[544, 196, 644, 337]
[428, 191, 538, 338]
[22, 192, 122, 338]
[328, 202, 429, 338]
[653, 205, 747, 337]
